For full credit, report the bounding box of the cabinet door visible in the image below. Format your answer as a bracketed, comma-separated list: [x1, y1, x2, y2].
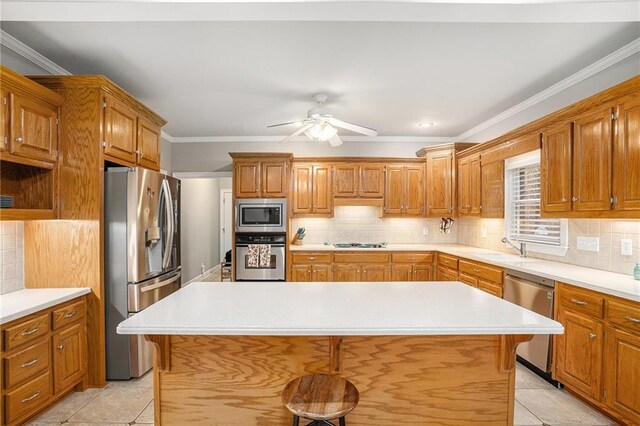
[311, 265, 332, 282]
[555, 309, 603, 400]
[426, 150, 453, 216]
[469, 155, 482, 215]
[384, 165, 404, 215]
[103, 94, 137, 163]
[261, 161, 287, 197]
[361, 264, 389, 282]
[359, 164, 384, 198]
[333, 165, 359, 197]
[391, 264, 412, 281]
[10, 92, 58, 162]
[333, 264, 359, 282]
[413, 265, 433, 282]
[291, 264, 312, 282]
[458, 272, 478, 287]
[136, 116, 161, 170]
[313, 164, 333, 214]
[235, 162, 261, 198]
[614, 97, 640, 211]
[572, 107, 613, 211]
[457, 158, 470, 215]
[541, 123, 573, 213]
[292, 165, 313, 214]
[0, 90, 8, 152]
[604, 327, 640, 424]
[480, 160, 504, 218]
[53, 323, 86, 394]
[405, 166, 424, 216]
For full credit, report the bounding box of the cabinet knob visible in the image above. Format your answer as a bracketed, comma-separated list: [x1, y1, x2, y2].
[572, 197, 578, 202]
[589, 332, 597, 339]
[57, 344, 65, 350]
[561, 198, 567, 203]
[15, 137, 23, 144]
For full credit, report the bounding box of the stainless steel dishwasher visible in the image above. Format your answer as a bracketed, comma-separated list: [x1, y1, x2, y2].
[504, 269, 555, 374]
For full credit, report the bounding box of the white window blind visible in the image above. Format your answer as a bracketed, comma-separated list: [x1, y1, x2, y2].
[507, 164, 562, 246]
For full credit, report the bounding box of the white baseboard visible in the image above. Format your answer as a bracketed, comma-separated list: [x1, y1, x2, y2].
[183, 264, 221, 286]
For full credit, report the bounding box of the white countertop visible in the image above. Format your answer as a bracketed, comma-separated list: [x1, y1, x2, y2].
[291, 243, 640, 302]
[0, 288, 91, 325]
[117, 281, 563, 336]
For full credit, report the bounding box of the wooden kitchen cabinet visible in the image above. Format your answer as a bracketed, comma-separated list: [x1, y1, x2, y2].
[231, 154, 291, 198]
[437, 266, 458, 281]
[103, 93, 138, 164]
[359, 164, 385, 198]
[361, 264, 390, 282]
[457, 154, 481, 217]
[541, 123, 573, 213]
[604, 327, 640, 424]
[333, 264, 360, 282]
[384, 164, 424, 216]
[52, 322, 86, 393]
[136, 116, 161, 170]
[291, 264, 332, 282]
[555, 309, 603, 401]
[572, 106, 613, 212]
[261, 161, 288, 197]
[480, 160, 504, 218]
[0, 89, 8, 152]
[426, 149, 454, 217]
[390, 253, 434, 282]
[292, 163, 332, 216]
[333, 163, 384, 199]
[613, 95, 640, 211]
[333, 164, 359, 197]
[9, 92, 58, 163]
[235, 161, 260, 197]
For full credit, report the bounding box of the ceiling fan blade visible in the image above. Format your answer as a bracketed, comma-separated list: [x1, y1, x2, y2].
[280, 122, 314, 143]
[267, 120, 307, 128]
[327, 117, 378, 137]
[328, 134, 343, 147]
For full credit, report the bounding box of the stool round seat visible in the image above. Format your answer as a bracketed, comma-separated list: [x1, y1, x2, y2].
[282, 374, 359, 422]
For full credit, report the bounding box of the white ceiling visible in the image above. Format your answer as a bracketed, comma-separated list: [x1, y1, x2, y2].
[1, 6, 639, 140]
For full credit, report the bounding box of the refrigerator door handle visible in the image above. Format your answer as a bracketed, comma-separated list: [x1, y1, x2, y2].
[161, 179, 174, 270]
[140, 271, 181, 293]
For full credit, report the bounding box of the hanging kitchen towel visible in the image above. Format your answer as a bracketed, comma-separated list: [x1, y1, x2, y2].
[247, 244, 260, 268]
[259, 244, 271, 268]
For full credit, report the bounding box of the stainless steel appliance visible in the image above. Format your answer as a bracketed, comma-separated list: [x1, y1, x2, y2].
[235, 198, 287, 233]
[235, 234, 286, 281]
[105, 168, 181, 379]
[504, 269, 555, 373]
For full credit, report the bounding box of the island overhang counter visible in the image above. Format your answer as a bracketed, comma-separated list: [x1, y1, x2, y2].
[117, 281, 563, 425]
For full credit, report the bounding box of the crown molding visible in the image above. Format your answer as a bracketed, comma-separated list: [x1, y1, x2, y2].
[454, 36, 640, 142]
[0, 29, 71, 75]
[172, 172, 233, 179]
[164, 135, 455, 143]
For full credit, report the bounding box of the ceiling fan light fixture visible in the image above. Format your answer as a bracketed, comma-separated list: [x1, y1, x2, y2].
[305, 121, 337, 141]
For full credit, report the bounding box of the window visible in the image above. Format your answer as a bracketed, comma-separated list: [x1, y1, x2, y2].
[505, 151, 568, 256]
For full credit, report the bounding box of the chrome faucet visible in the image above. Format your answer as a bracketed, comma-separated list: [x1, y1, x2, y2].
[501, 237, 527, 258]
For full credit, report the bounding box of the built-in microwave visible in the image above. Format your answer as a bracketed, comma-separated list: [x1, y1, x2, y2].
[235, 198, 287, 233]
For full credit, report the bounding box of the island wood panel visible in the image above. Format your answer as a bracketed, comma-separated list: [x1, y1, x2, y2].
[151, 334, 525, 425]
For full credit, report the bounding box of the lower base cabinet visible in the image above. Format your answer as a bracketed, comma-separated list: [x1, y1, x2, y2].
[333, 264, 390, 282]
[437, 266, 458, 281]
[291, 264, 332, 282]
[1, 296, 87, 426]
[554, 283, 640, 425]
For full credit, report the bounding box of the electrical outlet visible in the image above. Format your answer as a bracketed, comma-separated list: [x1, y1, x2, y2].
[422, 227, 429, 236]
[201, 262, 206, 274]
[481, 227, 488, 239]
[577, 236, 600, 252]
[621, 239, 633, 256]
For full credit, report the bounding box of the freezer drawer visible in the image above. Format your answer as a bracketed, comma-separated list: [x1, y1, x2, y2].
[128, 270, 181, 313]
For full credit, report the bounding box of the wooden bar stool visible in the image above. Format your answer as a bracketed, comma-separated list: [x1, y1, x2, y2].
[282, 373, 359, 426]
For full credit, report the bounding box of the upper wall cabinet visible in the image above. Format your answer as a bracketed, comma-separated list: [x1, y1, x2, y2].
[541, 122, 573, 213]
[292, 163, 332, 216]
[137, 116, 161, 170]
[384, 164, 424, 216]
[613, 94, 640, 211]
[0, 66, 64, 221]
[457, 154, 481, 217]
[480, 159, 504, 218]
[333, 163, 384, 199]
[231, 154, 292, 199]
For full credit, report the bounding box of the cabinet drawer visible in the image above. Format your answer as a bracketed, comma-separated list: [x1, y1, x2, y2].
[391, 253, 434, 264]
[333, 253, 390, 264]
[459, 260, 503, 284]
[52, 299, 85, 330]
[5, 371, 51, 425]
[458, 272, 478, 287]
[437, 253, 459, 270]
[3, 313, 50, 352]
[558, 285, 604, 318]
[291, 253, 332, 264]
[4, 340, 50, 390]
[607, 299, 640, 333]
[478, 280, 503, 298]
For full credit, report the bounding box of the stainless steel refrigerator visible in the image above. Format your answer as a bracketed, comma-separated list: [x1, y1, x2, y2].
[105, 167, 181, 379]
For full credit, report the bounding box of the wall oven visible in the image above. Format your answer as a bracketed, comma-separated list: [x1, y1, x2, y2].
[235, 198, 287, 233]
[235, 234, 286, 281]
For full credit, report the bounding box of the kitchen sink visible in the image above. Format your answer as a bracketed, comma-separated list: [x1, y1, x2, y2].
[333, 242, 388, 249]
[471, 253, 534, 263]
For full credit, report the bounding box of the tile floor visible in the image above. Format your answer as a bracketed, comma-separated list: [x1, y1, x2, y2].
[28, 363, 612, 426]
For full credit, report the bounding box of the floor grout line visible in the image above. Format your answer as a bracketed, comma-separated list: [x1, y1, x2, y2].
[515, 397, 545, 425]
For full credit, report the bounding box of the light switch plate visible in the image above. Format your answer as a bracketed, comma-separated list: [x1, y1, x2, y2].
[422, 227, 429, 236]
[621, 239, 633, 256]
[481, 227, 488, 239]
[577, 236, 600, 252]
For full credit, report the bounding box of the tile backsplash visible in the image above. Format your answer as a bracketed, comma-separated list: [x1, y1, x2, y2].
[292, 206, 458, 245]
[0, 221, 24, 294]
[457, 218, 640, 275]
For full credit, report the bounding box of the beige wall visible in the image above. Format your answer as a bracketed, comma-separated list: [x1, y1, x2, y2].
[457, 218, 640, 276]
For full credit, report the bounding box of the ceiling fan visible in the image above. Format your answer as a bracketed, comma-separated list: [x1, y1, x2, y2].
[267, 94, 378, 147]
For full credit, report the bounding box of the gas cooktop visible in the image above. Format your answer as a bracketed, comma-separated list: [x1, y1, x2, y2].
[332, 243, 388, 249]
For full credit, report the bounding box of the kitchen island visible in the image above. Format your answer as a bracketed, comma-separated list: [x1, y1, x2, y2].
[117, 281, 563, 425]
